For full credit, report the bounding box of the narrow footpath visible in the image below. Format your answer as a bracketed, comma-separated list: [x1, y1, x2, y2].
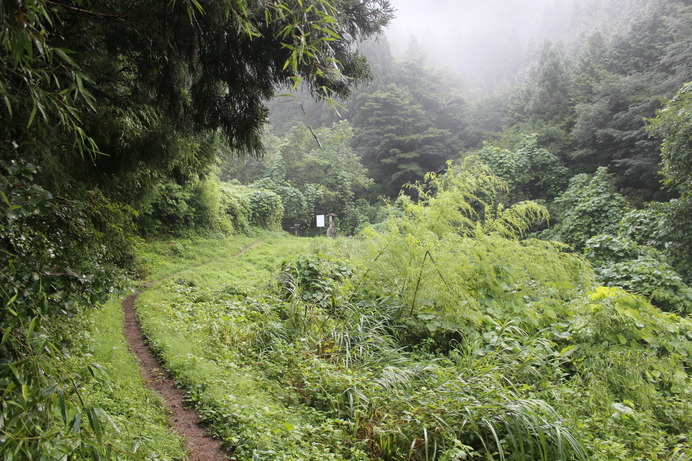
[120, 242, 262, 460]
[122, 293, 228, 461]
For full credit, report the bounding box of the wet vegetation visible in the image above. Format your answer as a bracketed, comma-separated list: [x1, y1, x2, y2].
[1, 0, 690, 459]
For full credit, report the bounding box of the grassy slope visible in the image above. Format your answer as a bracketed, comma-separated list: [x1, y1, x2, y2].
[134, 234, 351, 459]
[56, 297, 187, 460]
[128, 232, 692, 461]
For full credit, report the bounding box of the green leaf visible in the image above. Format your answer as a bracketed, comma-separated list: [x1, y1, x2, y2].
[72, 412, 82, 434]
[26, 316, 38, 339]
[54, 48, 78, 68]
[21, 384, 30, 401]
[88, 407, 102, 441]
[27, 103, 38, 128]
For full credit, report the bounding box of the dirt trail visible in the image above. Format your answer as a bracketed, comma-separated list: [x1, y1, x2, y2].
[122, 294, 228, 460]
[121, 242, 262, 460]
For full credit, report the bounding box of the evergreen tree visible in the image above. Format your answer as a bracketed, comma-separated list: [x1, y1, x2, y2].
[351, 84, 456, 198]
[527, 42, 573, 124]
[647, 81, 692, 282]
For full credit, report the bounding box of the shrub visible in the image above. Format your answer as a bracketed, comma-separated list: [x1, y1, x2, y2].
[547, 167, 629, 250]
[138, 177, 230, 235]
[585, 234, 692, 313]
[218, 182, 252, 233]
[278, 254, 353, 312]
[247, 187, 283, 230]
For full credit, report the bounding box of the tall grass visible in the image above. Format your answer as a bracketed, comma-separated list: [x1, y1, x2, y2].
[131, 218, 690, 459]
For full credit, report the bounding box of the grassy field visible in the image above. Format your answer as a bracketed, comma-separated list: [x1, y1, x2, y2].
[53, 296, 187, 460]
[118, 231, 690, 460]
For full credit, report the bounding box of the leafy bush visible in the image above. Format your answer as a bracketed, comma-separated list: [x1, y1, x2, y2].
[0, 161, 137, 458]
[547, 167, 629, 250]
[660, 196, 692, 284]
[618, 203, 667, 248]
[585, 234, 692, 313]
[562, 287, 691, 459]
[138, 176, 231, 235]
[247, 187, 284, 230]
[477, 134, 569, 203]
[350, 161, 590, 347]
[278, 254, 353, 312]
[218, 182, 252, 233]
[647, 82, 692, 283]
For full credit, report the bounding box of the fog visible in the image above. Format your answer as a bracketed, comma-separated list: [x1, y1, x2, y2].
[384, 0, 636, 92]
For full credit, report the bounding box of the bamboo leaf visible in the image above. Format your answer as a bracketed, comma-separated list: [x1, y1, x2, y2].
[26, 316, 38, 339]
[27, 103, 38, 128]
[88, 407, 102, 441]
[72, 412, 82, 434]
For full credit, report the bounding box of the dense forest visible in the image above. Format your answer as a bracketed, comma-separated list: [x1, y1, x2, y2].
[1, 0, 690, 460]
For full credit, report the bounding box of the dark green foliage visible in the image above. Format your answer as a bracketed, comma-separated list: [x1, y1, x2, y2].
[0, 162, 134, 322]
[585, 234, 692, 313]
[618, 203, 668, 248]
[660, 197, 692, 283]
[252, 177, 309, 229]
[138, 178, 224, 236]
[648, 82, 692, 197]
[69, 0, 394, 158]
[547, 167, 629, 250]
[569, 71, 669, 200]
[465, 0, 692, 203]
[0, 162, 136, 458]
[526, 42, 573, 124]
[647, 82, 692, 281]
[246, 187, 284, 230]
[477, 134, 569, 203]
[266, 46, 469, 202]
[1, 0, 394, 226]
[565, 0, 691, 201]
[352, 84, 456, 198]
[581, 200, 692, 314]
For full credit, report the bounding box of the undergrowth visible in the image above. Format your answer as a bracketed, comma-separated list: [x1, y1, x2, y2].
[133, 231, 692, 460]
[130, 168, 690, 460]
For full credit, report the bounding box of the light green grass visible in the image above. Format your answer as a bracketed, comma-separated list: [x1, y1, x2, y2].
[134, 233, 360, 459]
[135, 235, 259, 282]
[83, 298, 187, 460]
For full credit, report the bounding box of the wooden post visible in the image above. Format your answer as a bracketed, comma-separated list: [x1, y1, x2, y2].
[326, 213, 337, 238]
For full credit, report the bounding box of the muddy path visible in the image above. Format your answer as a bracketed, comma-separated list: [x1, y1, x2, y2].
[122, 293, 228, 460]
[121, 242, 262, 460]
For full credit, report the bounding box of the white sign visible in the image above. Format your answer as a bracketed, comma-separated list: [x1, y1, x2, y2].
[316, 215, 325, 227]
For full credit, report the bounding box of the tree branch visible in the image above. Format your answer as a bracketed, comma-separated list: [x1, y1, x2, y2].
[45, 1, 123, 18]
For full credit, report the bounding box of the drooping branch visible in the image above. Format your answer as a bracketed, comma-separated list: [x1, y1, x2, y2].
[45, 1, 123, 18]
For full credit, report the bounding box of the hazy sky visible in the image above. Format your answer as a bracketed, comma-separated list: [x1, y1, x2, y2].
[383, 0, 617, 90]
